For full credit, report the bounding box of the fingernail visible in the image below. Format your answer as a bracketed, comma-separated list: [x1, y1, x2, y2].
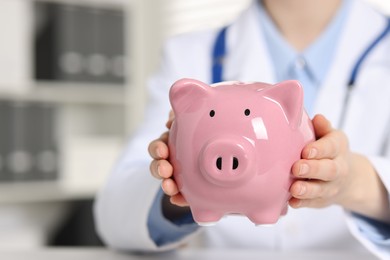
[298, 185, 306, 196]
[299, 164, 309, 176]
[157, 165, 162, 177]
[308, 148, 317, 159]
[294, 200, 302, 208]
[161, 180, 167, 193]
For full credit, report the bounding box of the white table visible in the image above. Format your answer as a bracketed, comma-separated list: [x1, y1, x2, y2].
[0, 248, 379, 260]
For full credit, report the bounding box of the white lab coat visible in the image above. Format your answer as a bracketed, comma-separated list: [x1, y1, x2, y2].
[94, 0, 390, 258]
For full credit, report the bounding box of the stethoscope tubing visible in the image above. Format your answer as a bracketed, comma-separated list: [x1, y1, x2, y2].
[339, 18, 390, 128]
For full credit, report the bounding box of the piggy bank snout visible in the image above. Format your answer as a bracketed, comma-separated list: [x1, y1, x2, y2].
[199, 137, 255, 187]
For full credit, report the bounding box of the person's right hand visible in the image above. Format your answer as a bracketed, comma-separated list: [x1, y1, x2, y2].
[148, 111, 189, 207]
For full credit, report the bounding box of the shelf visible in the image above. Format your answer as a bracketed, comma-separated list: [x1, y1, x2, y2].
[0, 180, 101, 204]
[0, 136, 124, 204]
[0, 81, 126, 106]
[37, 0, 130, 8]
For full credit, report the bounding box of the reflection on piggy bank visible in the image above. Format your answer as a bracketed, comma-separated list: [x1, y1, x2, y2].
[168, 78, 315, 226]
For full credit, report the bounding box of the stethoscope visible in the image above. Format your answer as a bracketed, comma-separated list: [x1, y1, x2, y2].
[211, 18, 390, 128]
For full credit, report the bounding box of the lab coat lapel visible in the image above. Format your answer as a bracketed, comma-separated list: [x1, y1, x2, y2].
[224, 1, 276, 83]
[313, 0, 387, 127]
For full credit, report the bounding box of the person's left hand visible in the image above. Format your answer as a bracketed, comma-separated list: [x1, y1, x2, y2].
[289, 114, 390, 224]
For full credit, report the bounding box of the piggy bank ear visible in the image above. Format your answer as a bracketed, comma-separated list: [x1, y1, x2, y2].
[263, 80, 304, 129]
[169, 78, 211, 114]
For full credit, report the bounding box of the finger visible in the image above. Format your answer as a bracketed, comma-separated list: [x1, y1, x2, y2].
[149, 160, 159, 179]
[288, 197, 302, 208]
[301, 131, 343, 160]
[148, 138, 169, 160]
[166, 110, 175, 129]
[170, 194, 189, 207]
[161, 178, 179, 196]
[290, 179, 322, 199]
[292, 159, 340, 181]
[160, 131, 169, 143]
[150, 159, 173, 179]
[290, 179, 337, 201]
[301, 114, 335, 159]
[289, 197, 329, 209]
[312, 114, 333, 139]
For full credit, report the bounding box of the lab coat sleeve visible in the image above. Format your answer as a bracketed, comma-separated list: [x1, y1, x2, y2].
[93, 31, 214, 252]
[345, 155, 390, 259]
[147, 189, 199, 247]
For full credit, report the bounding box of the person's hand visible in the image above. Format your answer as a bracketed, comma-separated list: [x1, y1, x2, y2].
[289, 114, 390, 222]
[148, 111, 189, 207]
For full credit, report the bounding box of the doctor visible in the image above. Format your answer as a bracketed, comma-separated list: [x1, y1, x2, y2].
[94, 0, 390, 258]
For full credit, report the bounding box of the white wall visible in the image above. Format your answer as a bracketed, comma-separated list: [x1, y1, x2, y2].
[160, 0, 390, 39]
[160, 0, 251, 38]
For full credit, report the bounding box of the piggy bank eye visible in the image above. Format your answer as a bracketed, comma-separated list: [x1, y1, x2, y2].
[209, 110, 215, 117]
[244, 109, 250, 116]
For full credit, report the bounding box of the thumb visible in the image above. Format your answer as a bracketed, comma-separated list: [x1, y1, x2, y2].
[312, 114, 333, 139]
[166, 110, 175, 129]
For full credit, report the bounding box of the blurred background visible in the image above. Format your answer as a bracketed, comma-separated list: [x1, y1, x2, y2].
[0, 0, 388, 249]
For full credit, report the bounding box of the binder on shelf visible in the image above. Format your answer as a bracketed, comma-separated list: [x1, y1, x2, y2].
[3, 102, 18, 182]
[34, 2, 126, 85]
[57, 4, 94, 83]
[0, 101, 59, 183]
[7, 102, 34, 181]
[76, 6, 102, 83]
[24, 102, 59, 181]
[35, 3, 77, 81]
[1, 101, 14, 181]
[97, 8, 126, 84]
[24, 103, 40, 180]
[0, 102, 8, 181]
[31, 103, 59, 181]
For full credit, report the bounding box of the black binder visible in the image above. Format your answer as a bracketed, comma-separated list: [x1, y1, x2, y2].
[34, 2, 126, 84]
[0, 102, 8, 181]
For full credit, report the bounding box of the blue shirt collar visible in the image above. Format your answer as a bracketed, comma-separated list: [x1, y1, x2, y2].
[257, 0, 352, 85]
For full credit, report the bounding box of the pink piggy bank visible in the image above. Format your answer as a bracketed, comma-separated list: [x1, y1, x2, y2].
[168, 78, 315, 226]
